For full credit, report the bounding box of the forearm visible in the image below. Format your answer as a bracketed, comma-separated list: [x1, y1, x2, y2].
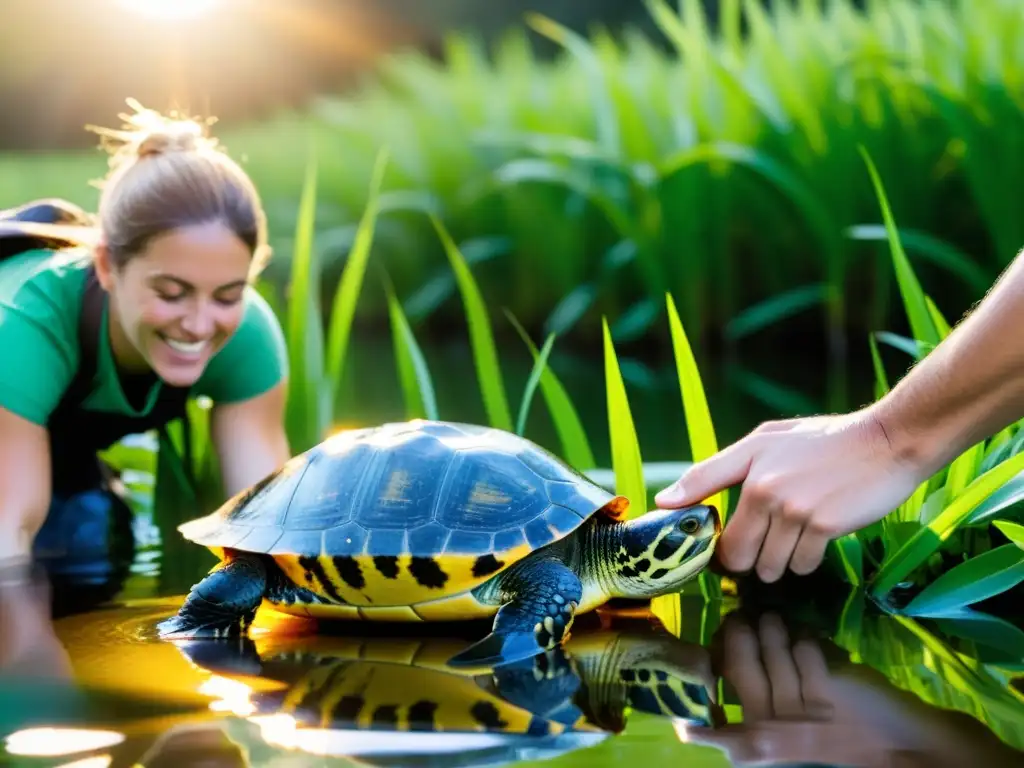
[0, 502, 47, 566]
[211, 385, 291, 497]
[218, 434, 290, 497]
[872, 249, 1024, 475]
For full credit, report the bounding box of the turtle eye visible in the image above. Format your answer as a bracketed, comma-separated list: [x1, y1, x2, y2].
[681, 517, 700, 535]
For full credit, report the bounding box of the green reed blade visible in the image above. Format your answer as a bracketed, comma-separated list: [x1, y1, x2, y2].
[931, 609, 1024, 662]
[869, 333, 890, 399]
[516, 333, 556, 437]
[665, 293, 727, 519]
[978, 427, 1023, 475]
[925, 295, 953, 338]
[890, 614, 1024, 729]
[994, 521, 1024, 549]
[604, 308, 697, 623]
[859, 145, 940, 349]
[723, 283, 828, 341]
[871, 450, 1024, 597]
[875, 331, 928, 360]
[468, 157, 634, 238]
[846, 224, 991, 295]
[832, 534, 864, 586]
[284, 151, 326, 452]
[602, 317, 646, 518]
[431, 214, 512, 432]
[902, 544, 1024, 617]
[325, 148, 389, 409]
[383, 274, 438, 422]
[927, 292, 983, 501]
[505, 310, 596, 470]
[524, 13, 620, 156]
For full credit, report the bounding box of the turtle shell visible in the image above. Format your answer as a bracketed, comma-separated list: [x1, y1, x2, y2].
[178, 420, 628, 612]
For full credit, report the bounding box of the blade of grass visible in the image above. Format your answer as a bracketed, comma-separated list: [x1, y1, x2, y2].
[602, 316, 647, 517]
[994, 521, 1024, 549]
[871, 450, 1024, 597]
[604, 312, 688, 626]
[669, 290, 727, 600]
[383, 273, 438, 421]
[859, 145, 940, 349]
[869, 333, 890, 400]
[505, 310, 596, 470]
[845, 224, 991, 295]
[284, 151, 325, 452]
[666, 293, 727, 518]
[325, 148, 389, 407]
[901, 544, 1024, 618]
[515, 332, 557, 437]
[431, 214, 513, 432]
[723, 283, 828, 341]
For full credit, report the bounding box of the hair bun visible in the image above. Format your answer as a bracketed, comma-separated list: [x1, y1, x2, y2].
[86, 98, 220, 169]
[136, 124, 203, 159]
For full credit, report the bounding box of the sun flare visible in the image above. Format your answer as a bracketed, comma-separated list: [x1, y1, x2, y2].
[116, 0, 219, 21]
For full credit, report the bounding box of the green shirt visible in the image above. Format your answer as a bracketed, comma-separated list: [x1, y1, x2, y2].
[0, 247, 288, 427]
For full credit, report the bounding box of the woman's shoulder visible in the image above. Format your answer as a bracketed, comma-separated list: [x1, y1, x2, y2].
[0, 247, 89, 335]
[0, 248, 90, 425]
[0, 246, 92, 304]
[194, 285, 289, 404]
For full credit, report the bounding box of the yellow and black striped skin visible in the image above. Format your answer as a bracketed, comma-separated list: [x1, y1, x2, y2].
[178, 420, 630, 621]
[563, 630, 722, 730]
[179, 629, 718, 739]
[265, 656, 583, 737]
[210, 635, 600, 738]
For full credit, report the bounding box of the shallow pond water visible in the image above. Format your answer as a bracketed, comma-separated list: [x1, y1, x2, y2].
[4, 573, 1024, 768]
[3, 339, 1024, 766]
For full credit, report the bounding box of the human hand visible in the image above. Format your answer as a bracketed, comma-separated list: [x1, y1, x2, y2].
[0, 561, 73, 681]
[654, 407, 929, 582]
[682, 610, 1024, 767]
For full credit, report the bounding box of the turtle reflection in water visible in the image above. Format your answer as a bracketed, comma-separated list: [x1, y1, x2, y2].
[176, 625, 722, 766]
[158, 420, 721, 667]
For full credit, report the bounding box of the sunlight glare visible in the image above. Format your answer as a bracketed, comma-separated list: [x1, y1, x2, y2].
[4, 728, 125, 757]
[116, 0, 219, 21]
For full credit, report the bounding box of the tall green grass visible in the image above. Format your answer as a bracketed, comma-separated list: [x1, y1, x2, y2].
[282, 0, 1024, 347]
[2, 0, 1020, 353]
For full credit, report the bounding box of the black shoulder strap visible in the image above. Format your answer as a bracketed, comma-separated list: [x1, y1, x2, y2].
[56, 265, 104, 414]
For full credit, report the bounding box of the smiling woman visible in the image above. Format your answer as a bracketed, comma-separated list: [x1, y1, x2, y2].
[0, 100, 291, 584]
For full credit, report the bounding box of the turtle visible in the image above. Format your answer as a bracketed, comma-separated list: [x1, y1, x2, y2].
[156, 419, 721, 668]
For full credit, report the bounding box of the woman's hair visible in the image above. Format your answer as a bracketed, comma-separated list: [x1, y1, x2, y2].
[87, 98, 270, 277]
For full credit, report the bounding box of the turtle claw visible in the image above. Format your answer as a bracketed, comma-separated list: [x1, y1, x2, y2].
[447, 631, 546, 669]
[451, 557, 582, 668]
[156, 611, 249, 640]
[156, 553, 267, 640]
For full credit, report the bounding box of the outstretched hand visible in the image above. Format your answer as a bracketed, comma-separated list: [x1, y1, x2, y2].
[655, 407, 930, 582]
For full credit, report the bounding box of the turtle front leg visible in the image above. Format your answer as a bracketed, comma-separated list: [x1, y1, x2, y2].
[447, 557, 582, 668]
[157, 552, 268, 639]
[490, 649, 588, 729]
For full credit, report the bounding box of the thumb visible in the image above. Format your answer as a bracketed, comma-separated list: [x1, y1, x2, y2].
[655, 441, 753, 508]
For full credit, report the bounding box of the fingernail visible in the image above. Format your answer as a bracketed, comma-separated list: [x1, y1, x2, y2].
[655, 482, 684, 504]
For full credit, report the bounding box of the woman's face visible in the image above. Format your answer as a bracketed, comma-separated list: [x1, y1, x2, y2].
[97, 220, 252, 388]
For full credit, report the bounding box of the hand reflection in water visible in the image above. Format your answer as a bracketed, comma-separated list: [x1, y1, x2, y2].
[685, 609, 1023, 767]
[0, 561, 73, 681]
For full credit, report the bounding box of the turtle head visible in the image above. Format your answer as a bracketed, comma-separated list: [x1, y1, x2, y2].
[609, 504, 721, 598]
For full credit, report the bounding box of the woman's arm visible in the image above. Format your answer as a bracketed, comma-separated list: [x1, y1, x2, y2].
[209, 379, 291, 497]
[0, 406, 53, 566]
